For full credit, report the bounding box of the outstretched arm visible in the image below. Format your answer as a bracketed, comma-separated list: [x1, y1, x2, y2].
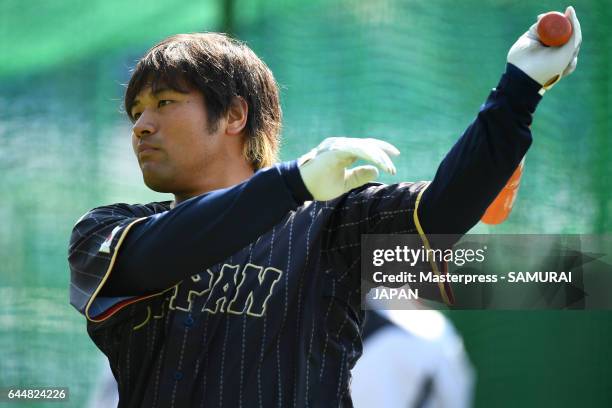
[418, 6, 582, 235]
[417, 64, 538, 234]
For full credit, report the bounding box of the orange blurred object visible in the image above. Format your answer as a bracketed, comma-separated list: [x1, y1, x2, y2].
[481, 159, 525, 225]
[537, 11, 573, 47]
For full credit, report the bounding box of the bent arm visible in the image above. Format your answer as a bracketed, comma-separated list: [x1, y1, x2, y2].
[101, 161, 311, 296]
[418, 64, 542, 235]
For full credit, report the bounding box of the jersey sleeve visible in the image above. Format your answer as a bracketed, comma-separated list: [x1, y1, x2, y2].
[68, 204, 152, 322]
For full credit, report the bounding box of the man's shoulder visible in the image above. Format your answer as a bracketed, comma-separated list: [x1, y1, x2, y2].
[306, 181, 427, 210]
[68, 200, 173, 261]
[304, 182, 385, 209]
[76, 200, 173, 223]
[289, 181, 427, 228]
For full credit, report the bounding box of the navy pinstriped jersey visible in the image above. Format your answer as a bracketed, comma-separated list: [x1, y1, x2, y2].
[70, 64, 542, 407]
[73, 182, 427, 407]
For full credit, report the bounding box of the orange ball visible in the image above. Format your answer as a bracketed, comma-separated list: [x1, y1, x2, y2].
[537, 11, 573, 47]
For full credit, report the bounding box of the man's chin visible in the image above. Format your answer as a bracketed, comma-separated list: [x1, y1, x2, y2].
[142, 172, 175, 193]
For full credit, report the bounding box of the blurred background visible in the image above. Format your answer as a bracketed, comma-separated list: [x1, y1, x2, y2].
[0, 0, 610, 406]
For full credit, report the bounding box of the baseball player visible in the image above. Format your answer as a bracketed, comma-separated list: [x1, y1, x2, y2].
[69, 8, 581, 407]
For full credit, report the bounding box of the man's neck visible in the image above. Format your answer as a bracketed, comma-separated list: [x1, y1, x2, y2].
[171, 163, 255, 208]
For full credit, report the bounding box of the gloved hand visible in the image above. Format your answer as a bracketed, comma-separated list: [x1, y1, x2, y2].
[298, 137, 400, 201]
[507, 6, 582, 92]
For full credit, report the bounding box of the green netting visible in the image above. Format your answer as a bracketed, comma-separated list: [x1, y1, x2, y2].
[1, 0, 610, 406]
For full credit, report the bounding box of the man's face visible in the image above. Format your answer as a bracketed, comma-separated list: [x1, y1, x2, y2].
[130, 83, 225, 194]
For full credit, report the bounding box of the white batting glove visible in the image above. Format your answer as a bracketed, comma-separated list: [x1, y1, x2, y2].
[507, 6, 582, 92]
[298, 137, 400, 201]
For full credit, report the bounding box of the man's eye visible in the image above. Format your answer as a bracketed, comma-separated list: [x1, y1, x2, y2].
[133, 112, 142, 120]
[158, 100, 173, 108]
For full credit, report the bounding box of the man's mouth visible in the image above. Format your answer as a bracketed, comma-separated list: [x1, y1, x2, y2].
[137, 143, 160, 155]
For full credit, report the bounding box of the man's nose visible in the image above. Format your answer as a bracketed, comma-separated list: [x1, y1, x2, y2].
[132, 112, 157, 138]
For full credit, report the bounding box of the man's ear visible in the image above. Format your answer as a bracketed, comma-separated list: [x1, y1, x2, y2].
[226, 96, 248, 136]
